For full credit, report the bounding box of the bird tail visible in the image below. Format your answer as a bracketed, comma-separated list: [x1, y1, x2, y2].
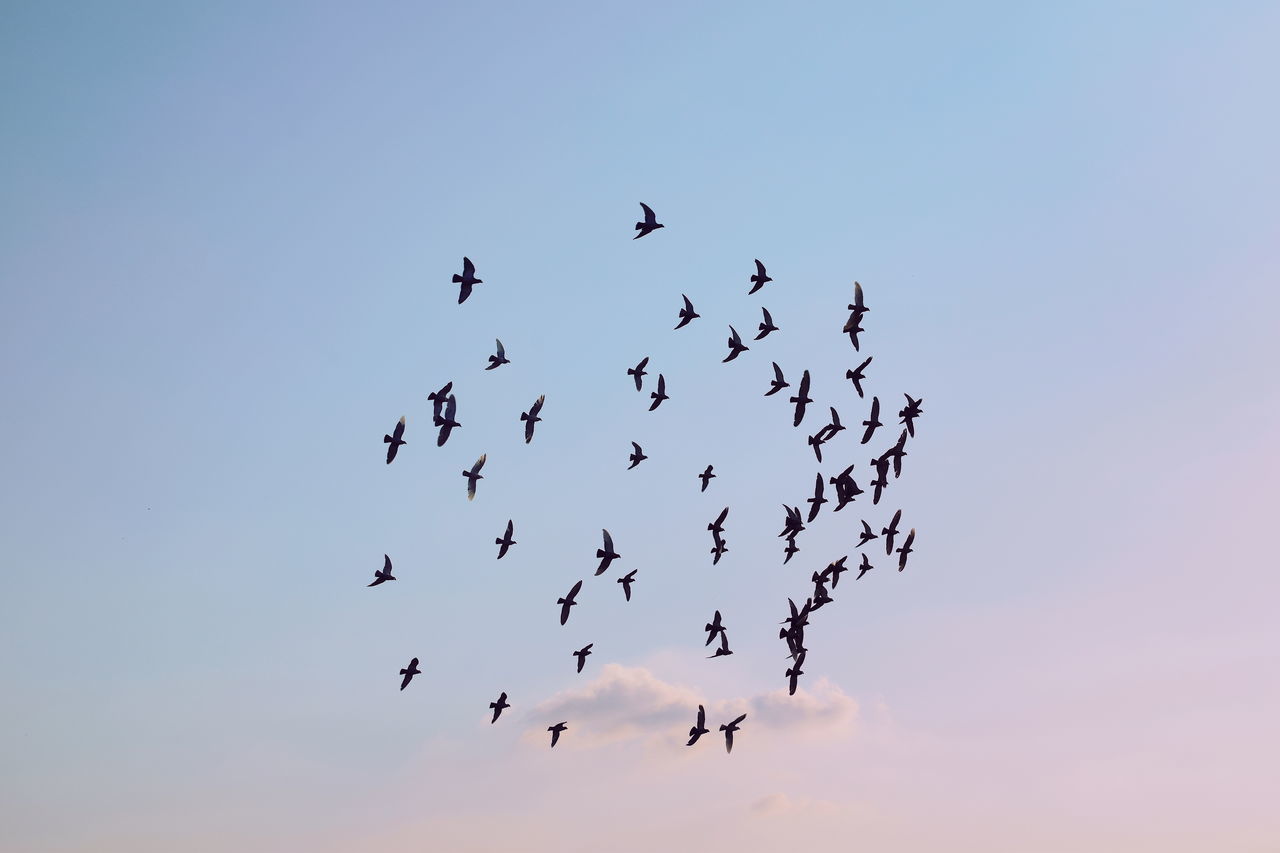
[451, 274, 463, 283]
[383, 434, 393, 443]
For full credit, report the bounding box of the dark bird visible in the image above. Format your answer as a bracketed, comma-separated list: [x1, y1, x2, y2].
[495, 520, 516, 559]
[896, 528, 915, 572]
[711, 539, 728, 565]
[786, 651, 806, 696]
[883, 509, 902, 556]
[634, 202, 664, 239]
[807, 432, 826, 462]
[827, 556, 849, 588]
[707, 506, 729, 538]
[754, 307, 779, 340]
[845, 356, 872, 398]
[780, 597, 811, 634]
[573, 643, 594, 673]
[723, 326, 749, 362]
[368, 554, 396, 587]
[778, 504, 806, 539]
[548, 721, 568, 748]
[871, 456, 890, 505]
[708, 633, 733, 658]
[594, 529, 620, 576]
[810, 571, 833, 610]
[860, 396, 882, 444]
[765, 362, 789, 397]
[704, 611, 727, 647]
[845, 314, 865, 351]
[687, 705, 710, 746]
[843, 281, 869, 329]
[436, 395, 460, 447]
[489, 691, 510, 723]
[627, 356, 649, 391]
[899, 394, 924, 437]
[748, 259, 773, 294]
[399, 657, 420, 691]
[557, 580, 583, 625]
[856, 519, 879, 548]
[699, 464, 716, 492]
[783, 536, 799, 564]
[830, 464, 862, 512]
[384, 416, 406, 464]
[806, 473, 827, 522]
[428, 381, 453, 423]
[485, 338, 509, 370]
[648, 373, 668, 411]
[462, 454, 486, 500]
[627, 441, 648, 469]
[820, 407, 846, 441]
[617, 568, 637, 601]
[452, 257, 482, 304]
[789, 370, 812, 427]
[856, 552, 873, 580]
[886, 428, 908, 478]
[675, 294, 700, 329]
[521, 394, 545, 444]
[720, 713, 747, 754]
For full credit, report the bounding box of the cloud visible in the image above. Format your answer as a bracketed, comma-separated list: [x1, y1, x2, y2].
[748, 792, 841, 818]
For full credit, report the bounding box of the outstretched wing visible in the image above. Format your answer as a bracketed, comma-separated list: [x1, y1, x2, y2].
[602, 529, 614, 552]
[495, 339, 505, 359]
[639, 202, 655, 222]
[462, 256, 475, 277]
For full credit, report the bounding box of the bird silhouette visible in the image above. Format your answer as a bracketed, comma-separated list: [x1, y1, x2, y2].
[707, 506, 729, 539]
[820, 407, 845, 441]
[489, 692, 510, 723]
[617, 568, 637, 601]
[711, 538, 728, 565]
[899, 394, 924, 437]
[648, 374, 668, 411]
[452, 257, 482, 304]
[885, 428, 908, 478]
[720, 713, 747, 753]
[495, 520, 516, 559]
[557, 580, 583, 625]
[399, 657, 421, 691]
[627, 441, 648, 469]
[783, 536, 800, 564]
[704, 610, 726, 647]
[428, 381, 453, 422]
[845, 356, 872, 398]
[860, 396, 882, 444]
[871, 456, 890, 504]
[765, 362, 790, 396]
[827, 556, 849, 587]
[843, 281, 868, 329]
[790, 370, 812, 427]
[384, 416, 406, 464]
[724, 326, 749, 362]
[882, 509, 903, 556]
[634, 202, 664, 239]
[856, 552, 873, 580]
[786, 651, 806, 696]
[856, 519, 879, 548]
[687, 705, 710, 746]
[675, 294, 700, 329]
[462, 454, 486, 500]
[830, 464, 862, 512]
[699, 464, 716, 492]
[485, 339, 509, 370]
[628, 357, 649, 391]
[573, 643, 593, 673]
[807, 432, 826, 462]
[708, 632, 733, 658]
[748, 259, 773, 294]
[369, 554, 396, 587]
[521, 394, 545, 444]
[806, 473, 828, 522]
[896, 528, 915, 571]
[846, 314, 865, 350]
[548, 721, 568, 747]
[595, 529, 620, 576]
[755, 307, 779, 340]
[436, 395, 460, 446]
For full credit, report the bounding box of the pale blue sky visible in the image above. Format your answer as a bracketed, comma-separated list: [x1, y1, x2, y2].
[2, 3, 1278, 851]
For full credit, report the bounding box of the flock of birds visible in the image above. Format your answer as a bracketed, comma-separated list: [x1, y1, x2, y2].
[371, 203, 924, 754]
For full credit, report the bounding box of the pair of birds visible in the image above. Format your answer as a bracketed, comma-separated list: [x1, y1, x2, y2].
[686, 706, 748, 754]
[707, 507, 729, 565]
[704, 610, 732, 657]
[627, 357, 669, 410]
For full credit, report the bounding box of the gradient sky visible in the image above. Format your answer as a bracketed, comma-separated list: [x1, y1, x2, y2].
[2, 2, 1279, 851]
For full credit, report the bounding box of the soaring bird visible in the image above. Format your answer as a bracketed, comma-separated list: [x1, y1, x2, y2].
[827, 556, 850, 588]
[707, 507, 729, 539]
[436, 395, 460, 447]
[634, 202, 664, 239]
[399, 657, 421, 691]
[896, 528, 915, 571]
[856, 519, 879, 548]
[820, 407, 846, 441]
[786, 651, 806, 696]
[856, 552, 873, 580]
[789, 370, 812, 427]
[720, 713, 747, 754]
[384, 416, 406, 464]
[829, 463, 862, 512]
[846, 314, 865, 351]
[754, 307, 779, 340]
[521, 395, 545, 444]
[369, 554, 396, 587]
[708, 634, 733, 658]
[899, 394, 924, 437]
[843, 281, 868, 329]
[765, 362, 789, 396]
[495, 520, 516, 559]
[573, 643, 594, 673]
[845, 356, 872, 398]
[698, 464, 716, 492]
[557, 580, 583, 625]
[704, 610, 726, 647]
[748, 259, 773, 294]
[870, 456, 890, 505]
[711, 538, 728, 565]
[617, 568, 637, 601]
[675, 294, 700, 329]
[452, 257, 482, 304]
[595, 529, 620, 576]
[428, 381, 453, 422]
[687, 705, 710, 746]
[462, 454, 486, 500]
[724, 326, 749, 362]
[806, 473, 827, 522]
[882, 509, 903, 556]
[648, 374, 669, 411]
[627, 357, 649, 391]
[807, 432, 826, 463]
[860, 396, 882, 444]
[489, 692, 510, 723]
[627, 442, 648, 470]
[485, 339, 509, 370]
[778, 504, 806, 539]
[548, 721, 568, 747]
[886, 428, 908, 478]
[783, 536, 799, 564]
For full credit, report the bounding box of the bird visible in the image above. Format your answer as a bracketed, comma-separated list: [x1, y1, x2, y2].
[720, 713, 747, 754]
[882, 509, 902, 556]
[846, 314, 865, 350]
[856, 553, 874, 580]
[648, 374, 668, 411]
[675, 294, 700, 329]
[806, 473, 827, 522]
[790, 370, 812, 427]
[462, 454, 486, 500]
[557, 580, 583, 625]
[886, 428, 908, 478]
[807, 432, 826, 463]
[708, 633, 733, 658]
[899, 394, 924, 437]
[754, 307, 779, 340]
[548, 721, 568, 747]
[820, 407, 846, 441]
[827, 556, 849, 588]
[765, 362, 789, 396]
[687, 705, 710, 746]
[495, 520, 516, 559]
[628, 357, 649, 391]
[452, 257, 482, 304]
[748, 259, 773, 294]
[428, 381, 453, 422]
[698, 464, 716, 492]
[845, 356, 872, 398]
[711, 539, 728, 565]
[595, 529, 620, 576]
[724, 326, 749, 362]
[829, 463, 861, 512]
[384, 416, 406, 464]
[856, 520, 878, 548]
[896, 528, 915, 571]
[369, 554, 396, 587]
[399, 657, 421, 691]
[627, 441, 648, 469]
[843, 281, 869, 329]
[704, 610, 726, 647]
[436, 395, 460, 446]
[783, 536, 799, 564]
[489, 692, 510, 723]
[707, 506, 729, 539]
[617, 569, 637, 601]
[860, 396, 882, 444]
[634, 202, 664, 239]
[778, 504, 806, 539]
[871, 456, 890, 505]
[521, 395, 545, 444]
[573, 643, 593, 673]
[786, 651, 806, 696]
[485, 339, 509, 370]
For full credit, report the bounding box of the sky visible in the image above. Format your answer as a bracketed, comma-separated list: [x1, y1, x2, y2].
[2, 1, 1279, 851]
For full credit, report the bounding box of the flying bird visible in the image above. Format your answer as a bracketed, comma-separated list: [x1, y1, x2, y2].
[699, 464, 716, 492]
[748, 259, 773, 294]
[783, 536, 799, 564]
[789, 370, 812, 427]
[856, 519, 878, 548]
[860, 396, 882, 444]
[786, 651, 806, 696]
[557, 580, 583, 625]
[779, 504, 806, 539]
[627, 357, 649, 391]
[871, 456, 890, 505]
[720, 713, 747, 754]
[723, 326, 749, 362]
[489, 692, 510, 723]
[707, 506, 729, 538]
[820, 407, 846, 441]
[452, 257, 482, 304]
[368, 554, 396, 587]
[436, 395, 460, 446]
[883, 509, 903, 556]
[648, 374, 668, 411]
[845, 356, 872, 398]
[495, 520, 516, 559]
[845, 314, 865, 351]
[687, 705, 710, 746]
[384, 416, 406, 464]
[704, 610, 726, 647]
[462, 454, 486, 500]
[754, 307, 778, 340]
[595, 529, 620, 576]
[806, 473, 827, 522]
[899, 394, 924, 437]
[675, 294, 700, 329]
[886, 428, 908, 478]
[807, 432, 826, 462]
[765, 362, 789, 396]
[399, 657, 420, 691]
[827, 556, 850, 588]
[548, 721, 568, 747]
[573, 643, 594, 673]
[843, 281, 869, 329]
[708, 632, 733, 658]
[485, 339, 509, 370]
[617, 568, 637, 601]
[830, 463, 862, 512]
[634, 202, 664, 239]
[711, 539, 728, 565]
[428, 381, 453, 422]
[521, 394, 545, 444]
[896, 528, 915, 571]
[627, 441, 648, 469]
[856, 552, 874, 580]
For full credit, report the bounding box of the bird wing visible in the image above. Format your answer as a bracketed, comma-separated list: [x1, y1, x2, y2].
[602, 529, 614, 552]
[495, 339, 505, 359]
[799, 370, 810, 396]
[640, 202, 655, 222]
[715, 506, 729, 526]
[772, 362, 784, 381]
[854, 280, 864, 309]
[731, 713, 747, 727]
[504, 520, 513, 538]
[870, 397, 880, 420]
[383, 554, 392, 574]
[471, 454, 487, 475]
[444, 395, 457, 421]
[682, 294, 694, 312]
[392, 416, 406, 441]
[762, 307, 773, 324]
[657, 374, 665, 395]
[568, 579, 583, 600]
[697, 705, 706, 728]
[462, 257, 474, 276]
[530, 395, 544, 417]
